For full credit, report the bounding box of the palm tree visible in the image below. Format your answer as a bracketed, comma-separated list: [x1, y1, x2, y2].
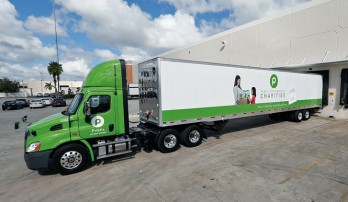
[47, 61, 63, 96]
[44, 82, 54, 92]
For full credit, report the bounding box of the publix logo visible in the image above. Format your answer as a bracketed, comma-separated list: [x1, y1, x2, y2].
[91, 116, 104, 128]
[270, 74, 278, 88]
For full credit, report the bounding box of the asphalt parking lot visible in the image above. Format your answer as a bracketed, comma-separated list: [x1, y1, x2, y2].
[0, 98, 347, 202]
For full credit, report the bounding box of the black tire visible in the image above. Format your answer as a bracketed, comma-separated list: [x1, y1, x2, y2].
[157, 129, 180, 153]
[302, 109, 310, 120]
[292, 110, 303, 122]
[180, 125, 204, 147]
[2, 107, 5, 111]
[50, 144, 89, 175]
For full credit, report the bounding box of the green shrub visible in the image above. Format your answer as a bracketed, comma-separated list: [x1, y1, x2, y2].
[63, 94, 75, 99]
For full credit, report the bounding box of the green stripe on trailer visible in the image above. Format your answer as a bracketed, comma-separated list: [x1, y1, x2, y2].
[162, 99, 321, 122]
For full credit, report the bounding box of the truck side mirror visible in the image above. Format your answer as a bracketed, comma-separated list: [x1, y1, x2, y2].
[84, 102, 91, 117]
[22, 115, 28, 123]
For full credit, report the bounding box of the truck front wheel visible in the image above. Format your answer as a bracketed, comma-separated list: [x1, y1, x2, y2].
[51, 144, 89, 175]
[180, 125, 204, 147]
[157, 129, 180, 153]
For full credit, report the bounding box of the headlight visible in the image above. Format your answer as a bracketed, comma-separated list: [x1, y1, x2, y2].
[26, 142, 41, 152]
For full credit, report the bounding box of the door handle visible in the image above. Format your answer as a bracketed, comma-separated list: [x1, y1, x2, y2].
[109, 124, 114, 132]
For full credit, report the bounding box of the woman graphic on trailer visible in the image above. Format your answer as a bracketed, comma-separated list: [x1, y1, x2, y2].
[233, 75, 243, 105]
[233, 75, 256, 105]
[250, 87, 256, 104]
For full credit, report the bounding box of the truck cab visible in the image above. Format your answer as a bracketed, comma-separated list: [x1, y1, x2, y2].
[24, 60, 132, 174]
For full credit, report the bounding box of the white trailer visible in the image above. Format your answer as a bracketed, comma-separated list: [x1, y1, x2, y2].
[139, 58, 322, 127]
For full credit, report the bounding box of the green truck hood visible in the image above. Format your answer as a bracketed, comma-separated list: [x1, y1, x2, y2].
[25, 112, 71, 151]
[29, 113, 68, 128]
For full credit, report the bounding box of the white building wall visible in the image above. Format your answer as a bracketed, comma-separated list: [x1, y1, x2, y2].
[161, 0, 348, 67]
[160, 0, 348, 119]
[27, 81, 82, 96]
[0, 88, 32, 98]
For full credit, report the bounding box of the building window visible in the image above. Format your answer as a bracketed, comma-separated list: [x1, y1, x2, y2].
[340, 69, 348, 108]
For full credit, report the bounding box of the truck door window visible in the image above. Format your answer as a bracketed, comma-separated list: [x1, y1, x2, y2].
[88, 95, 110, 114]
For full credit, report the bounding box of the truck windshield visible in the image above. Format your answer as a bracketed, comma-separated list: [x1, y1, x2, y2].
[67, 93, 83, 115]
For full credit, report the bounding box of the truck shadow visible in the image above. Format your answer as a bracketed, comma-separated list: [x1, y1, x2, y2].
[94, 153, 136, 166]
[37, 153, 139, 176]
[205, 115, 284, 139]
[38, 169, 56, 175]
[38, 115, 284, 175]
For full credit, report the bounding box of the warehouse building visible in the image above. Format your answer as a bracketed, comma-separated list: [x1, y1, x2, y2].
[26, 61, 136, 97]
[27, 80, 83, 96]
[160, 0, 348, 119]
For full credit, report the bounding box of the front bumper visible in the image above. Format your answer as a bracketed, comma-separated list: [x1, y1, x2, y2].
[24, 150, 52, 170]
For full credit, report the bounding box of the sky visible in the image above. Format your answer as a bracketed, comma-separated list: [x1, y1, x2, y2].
[0, 0, 310, 82]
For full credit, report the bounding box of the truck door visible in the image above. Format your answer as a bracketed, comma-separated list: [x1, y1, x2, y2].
[78, 93, 117, 139]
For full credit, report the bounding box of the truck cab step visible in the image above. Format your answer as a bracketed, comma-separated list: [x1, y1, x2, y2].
[96, 150, 133, 160]
[92, 138, 132, 148]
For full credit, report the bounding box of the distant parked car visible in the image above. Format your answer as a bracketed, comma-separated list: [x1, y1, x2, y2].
[44, 93, 50, 97]
[52, 98, 67, 107]
[50, 93, 63, 98]
[37, 93, 43, 97]
[15, 99, 30, 107]
[2, 100, 22, 110]
[41, 98, 53, 106]
[30, 100, 45, 109]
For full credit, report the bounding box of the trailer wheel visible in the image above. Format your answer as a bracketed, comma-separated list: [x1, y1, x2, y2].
[180, 125, 204, 147]
[157, 129, 180, 153]
[302, 109, 310, 120]
[51, 144, 89, 175]
[292, 110, 303, 122]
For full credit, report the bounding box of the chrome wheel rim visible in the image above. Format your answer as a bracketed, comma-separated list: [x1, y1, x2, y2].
[189, 130, 200, 143]
[298, 112, 303, 120]
[60, 151, 82, 170]
[305, 111, 310, 119]
[164, 134, 177, 149]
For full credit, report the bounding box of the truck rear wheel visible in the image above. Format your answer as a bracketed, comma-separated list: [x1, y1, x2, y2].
[292, 110, 303, 122]
[51, 144, 89, 175]
[302, 109, 310, 120]
[157, 129, 180, 153]
[180, 125, 204, 147]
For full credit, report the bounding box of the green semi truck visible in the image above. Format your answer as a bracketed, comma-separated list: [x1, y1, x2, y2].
[20, 58, 322, 174]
